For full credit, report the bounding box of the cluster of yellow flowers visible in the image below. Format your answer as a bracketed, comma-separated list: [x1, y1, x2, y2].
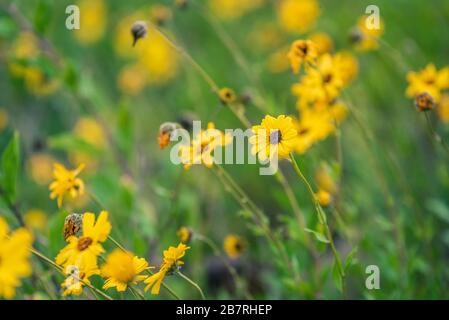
[405, 64, 449, 121]
[209, 0, 264, 21]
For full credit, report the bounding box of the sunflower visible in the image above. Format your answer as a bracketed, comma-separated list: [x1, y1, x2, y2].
[49, 163, 85, 208]
[144, 243, 190, 295]
[0, 217, 33, 299]
[55, 211, 111, 272]
[101, 249, 149, 292]
[250, 115, 297, 160]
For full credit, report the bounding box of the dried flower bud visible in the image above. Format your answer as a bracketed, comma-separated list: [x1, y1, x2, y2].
[63, 213, 83, 240]
[131, 21, 148, 47]
[415, 91, 435, 112]
[158, 122, 181, 149]
[219, 87, 237, 105]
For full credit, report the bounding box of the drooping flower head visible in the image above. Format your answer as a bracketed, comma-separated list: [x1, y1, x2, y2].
[0, 217, 33, 299]
[144, 243, 190, 295]
[49, 163, 85, 208]
[56, 211, 111, 272]
[250, 115, 297, 160]
[101, 249, 149, 292]
[223, 234, 246, 259]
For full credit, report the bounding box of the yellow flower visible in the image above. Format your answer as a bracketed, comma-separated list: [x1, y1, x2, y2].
[49, 163, 85, 208]
[177, 227, 193, 243]
[24, 209, 48, 232]
[352, 15, 384, 51]
[144, 243, 190, 295]
[224, 234, 246, 259]
[23, 67, 60, 96]
[74, 0, 107, 44]
[406, 64, 449, 103]
[315, 189, 332, 207]
[250, 115, 297, 160]
[267, 46, 290, 73]
[117, 64, 147, 95]
[11, 32, 40, 59]
[0, 217, 33, 299]
[208, 0, 264, 21]
[0, 108, 8, 132]
[309, 32, 333, 55]
[437, 94, 449, 123]
[292, 102, 347, 154]
[334, 51, 358, 85]
[55, 211, 111, 272]
[101, 249, 149, 292]
[61, 263, 99, 296]
[179, 122, 232, 170]
[292, 53, 345, 107]
[150, 4, 172, 26]
[278, 0, 320, 34]
[287, 39, 318, 74]
[27, 153, 55, 185]
[315, 163, 337, 194]
[219, 87, 237, 105]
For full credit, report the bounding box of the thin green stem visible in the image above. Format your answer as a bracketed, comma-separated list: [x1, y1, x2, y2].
[176, 270, 206, 300]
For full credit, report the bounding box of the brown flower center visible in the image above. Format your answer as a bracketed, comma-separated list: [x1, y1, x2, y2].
[323, 73, 333, 83]
[269, 130, 282, 145]
[77, 236, 93, 251]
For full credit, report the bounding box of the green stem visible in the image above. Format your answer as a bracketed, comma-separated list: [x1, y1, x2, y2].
[177, 270, 206, 300]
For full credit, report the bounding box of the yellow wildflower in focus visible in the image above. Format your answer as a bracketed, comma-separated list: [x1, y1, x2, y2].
[352, 15, 384, 51]
[101, 249, 149, 292]
[250, 115, 297, 160]
[0, 108, 9, 132]
[437, 94, 449, 123]
[287, 39, 318, 74]
[24, 209, 48, 232]
[406, 64, 449, 103]
[27, 153, 55, 185]
[179, 122, 232, 170]
[118, 64, 147, 95]
[209, 0, 264, 21]
[144, 243, 190, 295]
[56, 211, 111, 271]
[49, 163, 85, 208]
[309, 32, 333, 55]
[278, 0, 320, 34]
[0, 217, 33, 299]
[292, 53, 345, 107]
[224, 234, 246, 259]
[61, 263, 98, 296]
[315, 189, 332, 207]
[74, 0, 107, 44]
[177, 227, 193, 243]
[11, 32, 40, 59]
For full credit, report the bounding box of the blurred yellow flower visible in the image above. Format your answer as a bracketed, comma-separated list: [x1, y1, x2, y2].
[437, 94, 449, 123]
[27, 153, 55, 185]
[101, 249, 149, 292]
[74, 0, 107, 44]
[11, 32, 39, 59]
[117, 64, 147, 95]
[150, 4, 172, 26]
[144, 243, 190, 295]
[49, 163, 85, 208]
[334, 51, 358, 85]
[0, 217, 33, 299]
[250, 115, 297, 160]
[177, 226, 193, 243]
[278, 0, 320, 34]
[315, 189, 332, 206]
[209, 0, 264, 21]
[0, 108, 9, 132]
[179, 122, 232, 170]
[352, 15, 384, 51]
[219, 87, 237, 105]
[406, 64, 449, 103]
[21, 67, 60, 96]
[267, 46, 290, 73]
[24, 209, 48, 232]
[56, 211, 111, 272]
[309, 32, 333, 55]
[315, 163, 337, 194]
[223, 234, 246, 259]
[287, 39, 318, 74]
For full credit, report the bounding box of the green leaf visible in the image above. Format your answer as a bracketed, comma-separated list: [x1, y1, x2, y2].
[34, 0, 52, 34]
[344, 246, 358, 272]
[304, 228, 329, 243]
[426, 199, 449, 224]
[1, 132, 20, 202]
[48, 133, 102, 155]
[332, 260, 343, 292]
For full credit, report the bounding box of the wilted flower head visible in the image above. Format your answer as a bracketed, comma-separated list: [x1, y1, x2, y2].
[158, 122, 181, 149]
[63, 213, 84, 240]
[131, 21, 148, 47]
[415, 91, 435, 112]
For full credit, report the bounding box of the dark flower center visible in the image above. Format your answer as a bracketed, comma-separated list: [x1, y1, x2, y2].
[77, 236, 93, 251]
[269, 130, 282, 145]
[323, 73, 333, 83]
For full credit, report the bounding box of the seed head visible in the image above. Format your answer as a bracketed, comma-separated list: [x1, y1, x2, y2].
[131, 21, 148, 47]
[415, 91, 435, 112]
